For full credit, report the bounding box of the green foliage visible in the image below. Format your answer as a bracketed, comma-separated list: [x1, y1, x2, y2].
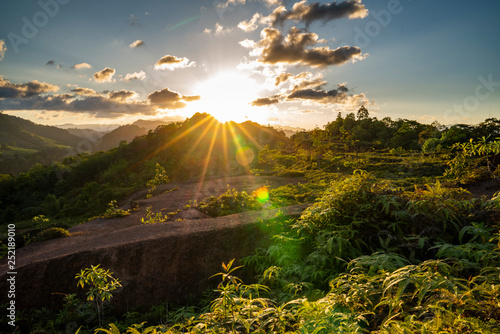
[196, 187, 262, 217]
[103, 200, 130, 219]
[146, 163, 170, 198]
[33, 214, 50, 229]
[32, 227, 70, 242]
[140, 206, 166, 224]
[76, 264, 122, 327]
[445, 137, 500, 182]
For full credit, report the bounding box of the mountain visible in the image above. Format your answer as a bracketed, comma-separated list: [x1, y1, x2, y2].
[272, 125, 307, 137]
[55, 123, 120, 132]
[96, 124, 149, 151]
[0, 113, 83, 174]
[132, 119, 172, 131]
[65, 128, 107, 141]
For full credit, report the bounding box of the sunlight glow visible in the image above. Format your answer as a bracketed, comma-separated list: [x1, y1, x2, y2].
[191, 71, 265, 123]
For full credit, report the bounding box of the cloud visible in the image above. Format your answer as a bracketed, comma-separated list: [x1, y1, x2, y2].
[0, 40, 6, 61]
[148, 88, 200, 109]
[93, 67, 116, 82]
[217, 0, 280, 9]
[284, 83, 368, 106]
[238, 13, 263, 32]
[0, 91, 154, 118]
[274, 72, 293, 86]
[71, 87, 97, 96]
[286, 83, 349, 102]
[45, 60, 55, 66]
[108, 90, 136, 102]
[286, 72, 327, 90]
[252, 82, 367, 108]
[204, 23, 233, 36]
[266, 0, 368, 27]
[217, 0, 245, 9]
[72, 62, 92, 70]
[154, 55, 196, 70]
[216, 23, 233, 36]
[122, 71, 146, 82]
[0, 77, 59, 98]
[129, 40, 145, 48]
[251, 97, 280, 106]
[242, 27, 366, 67]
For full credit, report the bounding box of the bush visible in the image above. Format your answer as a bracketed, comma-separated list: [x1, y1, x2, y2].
[197, 188, 262, 217]
[33, 227, 70, 242]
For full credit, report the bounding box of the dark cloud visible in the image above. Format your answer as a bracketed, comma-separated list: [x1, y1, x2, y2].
[252, 82, 367, 107]
[267, 0, 368, 27]
[286, 83, 349, 102]
[108, 90, 136, 102]
[154, 55, 195, 70]
[45, 60, 55, 66]
[289, 72, 327, 90]
[93, 67, 116, 82]
[71, 87, 97, 96]
[0, 77, 59, 98]
[147, 88, 200, 109]
[0, 93, 154, 118]
[251, 97, 280, 106]
[243, 27, 365, 67]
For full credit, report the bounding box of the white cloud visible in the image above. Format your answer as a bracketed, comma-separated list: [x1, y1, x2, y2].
[73, 62, 92, 70]
[122, 71, 147, 82]
[154, 55, 196, 71]
[129, 40, 145, 48]
[0, 40, 6, 61]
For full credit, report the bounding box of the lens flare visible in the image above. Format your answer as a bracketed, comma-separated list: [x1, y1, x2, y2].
[254, 186, 269, 203]
[236, 146, 255, 166]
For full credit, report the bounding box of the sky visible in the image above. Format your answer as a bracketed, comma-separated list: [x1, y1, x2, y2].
[0, 0, 499, 130]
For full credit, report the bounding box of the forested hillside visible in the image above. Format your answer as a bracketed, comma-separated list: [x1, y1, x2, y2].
[1, 111, 500, 333]
[0, 113, 83, 174]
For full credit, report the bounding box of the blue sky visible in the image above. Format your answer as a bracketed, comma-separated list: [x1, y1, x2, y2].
[0, 0, 499, 129]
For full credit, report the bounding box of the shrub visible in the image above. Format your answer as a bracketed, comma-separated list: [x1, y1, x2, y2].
[33, 227, 70, 242]
[103, 200, 130, 218]
[196, 187, 262, 217]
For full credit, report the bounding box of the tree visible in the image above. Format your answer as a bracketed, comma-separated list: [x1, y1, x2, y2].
[75, 265, 122, 327]
[356, 105, 369, 121]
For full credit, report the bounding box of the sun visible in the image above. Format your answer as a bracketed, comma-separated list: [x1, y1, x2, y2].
[189, 71, 266, 123]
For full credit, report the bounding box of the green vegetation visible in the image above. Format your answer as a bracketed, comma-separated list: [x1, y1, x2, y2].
[31, 227, 70, 242]
[3, 111, 500, 333]
[103, 200, 130, 219]
[140, 206, 167, 224]
[75, 265, 122, 328]
[0, 113, 83, 174]
[196, 187, 262, 217]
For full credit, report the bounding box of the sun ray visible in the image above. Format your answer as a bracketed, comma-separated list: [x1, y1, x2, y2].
[130, 114, 213, 173]
[196, 121, 221, 196]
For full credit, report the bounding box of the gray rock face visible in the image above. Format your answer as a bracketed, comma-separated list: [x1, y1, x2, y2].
[0, 204, 308, 313]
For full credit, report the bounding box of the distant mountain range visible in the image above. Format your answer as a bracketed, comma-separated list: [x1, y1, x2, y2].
[0, 113, 300, 174]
